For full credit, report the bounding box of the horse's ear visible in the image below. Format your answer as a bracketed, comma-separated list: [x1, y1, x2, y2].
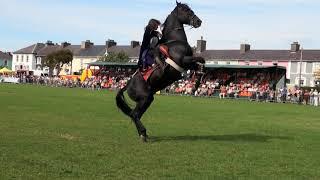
[176, 0, 181, 6]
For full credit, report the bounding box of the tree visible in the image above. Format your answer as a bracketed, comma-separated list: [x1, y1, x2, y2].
[99, 51, 129, 63]
[43, 49, 73, 77]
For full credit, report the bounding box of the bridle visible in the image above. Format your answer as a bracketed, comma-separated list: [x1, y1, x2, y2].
[174, 6, 197, 28]
[189, 14, 197, 28]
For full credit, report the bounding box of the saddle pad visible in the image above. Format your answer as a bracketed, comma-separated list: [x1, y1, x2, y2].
[159, 45, 170, 58]
[141, 67, 155, 81]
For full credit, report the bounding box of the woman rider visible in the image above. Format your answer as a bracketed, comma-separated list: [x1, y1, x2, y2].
[138, 19, 161, 71]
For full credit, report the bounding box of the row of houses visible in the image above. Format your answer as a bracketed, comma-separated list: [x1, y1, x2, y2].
[7, 38, 320, 87]
[11, 39, 140, 76]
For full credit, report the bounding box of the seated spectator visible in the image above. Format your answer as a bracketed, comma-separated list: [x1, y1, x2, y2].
[219, 85, 227, 99]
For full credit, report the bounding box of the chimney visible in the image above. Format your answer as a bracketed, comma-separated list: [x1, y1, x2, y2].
[81, 40, 93, 49]
[45, 40, 54, 46]
[106, 39, 117, 48]
[196, 36, 206, 53]
[240, 44, 250, 54]
[131, 41, 140, 48]
[61, 42, 71, 48]
[291, 42, 300, 52]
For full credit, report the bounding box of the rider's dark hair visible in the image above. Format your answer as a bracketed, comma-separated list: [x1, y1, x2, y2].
[146, 19, 161, 30]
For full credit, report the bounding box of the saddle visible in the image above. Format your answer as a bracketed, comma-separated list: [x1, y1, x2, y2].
[140, 44, 171, 81]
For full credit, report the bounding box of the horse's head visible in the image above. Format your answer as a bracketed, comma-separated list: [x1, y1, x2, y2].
[173, 1, 202, 28]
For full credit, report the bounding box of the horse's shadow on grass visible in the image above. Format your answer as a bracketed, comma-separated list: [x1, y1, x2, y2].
[151, 133, 292, 143]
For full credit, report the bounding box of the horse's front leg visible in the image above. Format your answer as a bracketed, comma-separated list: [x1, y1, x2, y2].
[192, 56, 205, 73]
[181, 56, 205, 72]
[192, 72, 206, 94]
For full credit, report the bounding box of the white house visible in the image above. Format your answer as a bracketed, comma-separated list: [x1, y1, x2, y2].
[12, 43, 46, 75]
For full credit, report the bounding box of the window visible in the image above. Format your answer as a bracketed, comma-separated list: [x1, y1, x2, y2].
[214, 61, 218, 64]
[26, 55, 29, 62]
[80, 59, 83, 69]
[16, 55, 19, 62]
[286, 79, 290, 84]
[306, 62, 312, 74]
[245, 61, 250, 65]
[226, 61, 231, 65]
[300, 80, 304, 86]
[295, 77, 306, 86]
[37, 57, 42, 64]
[4, 60, 7, 66]
[272, 60, 278, 66]
[21, 55, 24, 62]
[258, 61, 263, 66]
[291, 62, 298, 73]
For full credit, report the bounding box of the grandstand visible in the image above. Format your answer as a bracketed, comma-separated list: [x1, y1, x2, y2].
[85, 62, 286, 99]
[204, 64, 286, 90]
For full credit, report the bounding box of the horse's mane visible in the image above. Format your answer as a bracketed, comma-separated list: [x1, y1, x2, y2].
[175, 2, 191, 12]
[161, 2, 191, 30]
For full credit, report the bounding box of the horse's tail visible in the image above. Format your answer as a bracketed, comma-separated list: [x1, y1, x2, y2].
[116, 84, 132, 118]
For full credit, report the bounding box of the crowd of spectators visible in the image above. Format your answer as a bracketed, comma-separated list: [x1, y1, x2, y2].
[164, 69, 319, 106]
[166, 69, 277, 99]
[1, 67, 319, 107]
[1, 68, 131, 91]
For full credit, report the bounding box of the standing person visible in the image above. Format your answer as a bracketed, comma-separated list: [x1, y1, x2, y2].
[309, 89, 314, 105]
[314, 89, 319, 107]
[138, 19, 162, 71]
[303, 90, 310, 105]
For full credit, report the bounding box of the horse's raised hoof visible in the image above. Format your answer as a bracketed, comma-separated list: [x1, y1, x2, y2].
[140, 135, 147, 142]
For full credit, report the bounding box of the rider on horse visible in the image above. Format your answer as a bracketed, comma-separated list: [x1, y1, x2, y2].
[138, 19, 162, 71]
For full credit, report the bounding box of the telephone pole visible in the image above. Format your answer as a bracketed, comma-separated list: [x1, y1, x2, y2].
[298, 47, 303, 88]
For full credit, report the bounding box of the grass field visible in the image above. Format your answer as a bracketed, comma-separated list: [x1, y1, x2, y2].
[0, 84, 320, 179]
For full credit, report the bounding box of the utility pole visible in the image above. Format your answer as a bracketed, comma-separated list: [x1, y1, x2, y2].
[299, 47, 303, 88]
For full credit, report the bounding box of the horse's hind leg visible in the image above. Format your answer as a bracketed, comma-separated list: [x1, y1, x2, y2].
[131, 94, 154, 142]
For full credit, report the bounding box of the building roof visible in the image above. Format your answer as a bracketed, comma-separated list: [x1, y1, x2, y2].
[107, 45, 140, 58]
[199, 49, 320, 61]
[64, 45, 81, 55]
[37, 45, 63, 56]
[76, 45, 106, 57]
[0, 51, 12, 60]
[13, 43, 45, 54]
[36, 44, 107, 57]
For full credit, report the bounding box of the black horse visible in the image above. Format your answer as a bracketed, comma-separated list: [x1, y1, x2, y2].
[116, 2, 205, 142]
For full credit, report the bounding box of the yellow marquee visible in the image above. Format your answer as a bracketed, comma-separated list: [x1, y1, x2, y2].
[0, 67, 13, 73]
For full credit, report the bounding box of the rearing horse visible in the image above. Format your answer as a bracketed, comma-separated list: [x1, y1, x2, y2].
[116, 2, 205, 142]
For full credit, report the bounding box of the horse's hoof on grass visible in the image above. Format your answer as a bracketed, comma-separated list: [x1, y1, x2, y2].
[140, 135, 147, 142]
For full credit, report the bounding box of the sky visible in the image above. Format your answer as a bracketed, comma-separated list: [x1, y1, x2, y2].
[0, 0, 320, 52]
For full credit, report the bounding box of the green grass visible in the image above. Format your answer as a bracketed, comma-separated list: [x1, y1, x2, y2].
[0, 84, 319, 179]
